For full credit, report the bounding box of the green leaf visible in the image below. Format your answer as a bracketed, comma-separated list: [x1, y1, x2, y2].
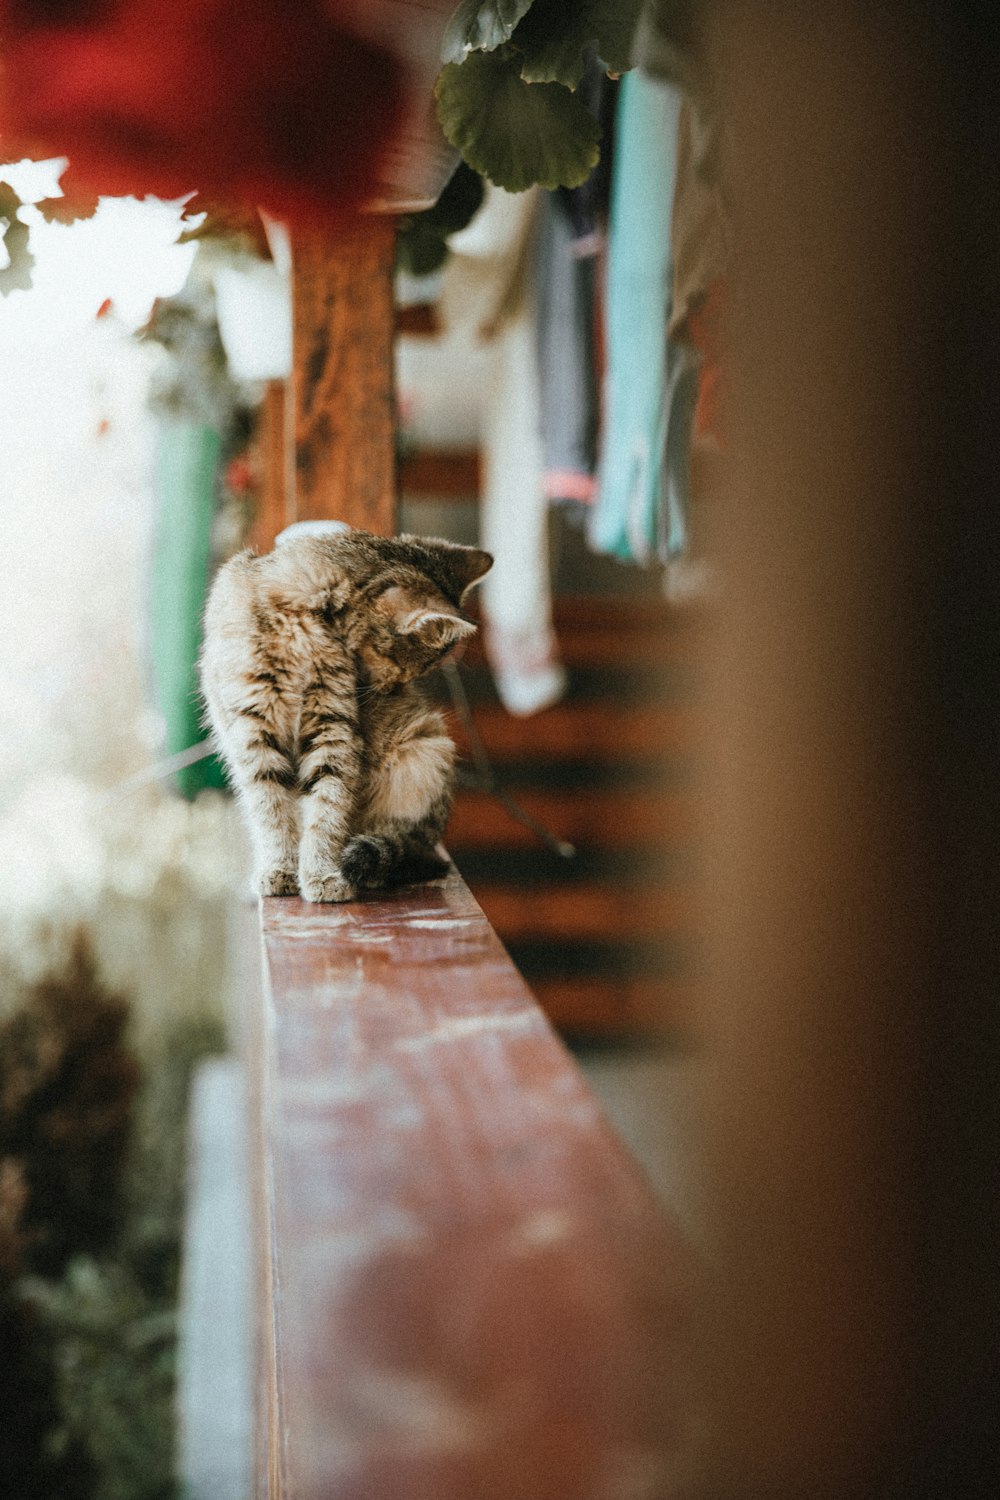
[441, 0, 536, 63]
[397, 162, 485, 276]
[0, 184, 34, 295]
[424, 160, 487, 236]
[511, 0, 644, 86]
[435, 52, 601, 193]
[589, 0, 645, 74]
[397, 218, 450, 277]
[512, 0, 589, 87]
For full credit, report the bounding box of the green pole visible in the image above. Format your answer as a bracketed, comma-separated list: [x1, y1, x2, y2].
[149, 418, 228, 797]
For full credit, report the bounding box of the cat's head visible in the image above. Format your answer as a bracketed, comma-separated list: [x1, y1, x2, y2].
[332, 531, 493, 688]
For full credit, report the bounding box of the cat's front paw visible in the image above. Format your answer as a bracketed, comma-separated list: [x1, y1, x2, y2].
[299, 868, 357, 904]
[258, 868, 299, 897]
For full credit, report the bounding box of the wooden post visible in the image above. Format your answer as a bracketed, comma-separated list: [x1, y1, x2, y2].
[244, 380, 290, 553]
[289, 218, 398, 536]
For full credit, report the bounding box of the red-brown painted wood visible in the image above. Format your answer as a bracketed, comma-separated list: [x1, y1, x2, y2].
[256, 866, 697, 1500]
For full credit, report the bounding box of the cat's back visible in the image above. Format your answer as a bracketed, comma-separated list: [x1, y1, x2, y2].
[200, 551, 268, 711]
[203, 548, 262, 638]
[204, 539, 344, 637]
[201, 539, 353, 701]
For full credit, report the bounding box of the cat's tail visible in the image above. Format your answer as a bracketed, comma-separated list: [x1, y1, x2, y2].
[340, 832, 449, 890]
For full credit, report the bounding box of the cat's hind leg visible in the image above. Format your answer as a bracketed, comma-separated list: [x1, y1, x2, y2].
[344, 722, 454, 890]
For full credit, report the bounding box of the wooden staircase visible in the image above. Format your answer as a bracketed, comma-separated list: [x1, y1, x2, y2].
[437, 595, 706, 1042]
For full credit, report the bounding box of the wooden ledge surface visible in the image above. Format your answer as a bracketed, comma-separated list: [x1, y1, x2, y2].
[256, 866, 697, 1500]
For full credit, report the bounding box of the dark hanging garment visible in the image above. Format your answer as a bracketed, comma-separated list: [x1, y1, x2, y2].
[535, 188, 600, 513]
[534, 58, 611, 519]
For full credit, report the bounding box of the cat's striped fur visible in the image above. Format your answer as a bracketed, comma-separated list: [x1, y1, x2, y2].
[200, 528, 491, 902]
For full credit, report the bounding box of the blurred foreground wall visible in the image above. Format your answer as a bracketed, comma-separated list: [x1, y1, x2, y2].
[668, 6, 1000, 1496]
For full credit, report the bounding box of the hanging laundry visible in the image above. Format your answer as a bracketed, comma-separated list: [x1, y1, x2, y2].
[441, 184, 567, 717]
[535, 189, 600, 516]
[658, 94, 731, 603]
[670, 97, 730, 452]
[534, 60, 613, 522]
[589, 68, 693, 565]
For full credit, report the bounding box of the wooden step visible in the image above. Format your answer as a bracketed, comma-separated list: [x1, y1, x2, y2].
[538, 603, 705, 672]
[527, 973, 700, 1039]
[446, 786, 698, 853]
[448, 698, 702, 764]
[454, 759, 690, 796]
[441, 592, 706, 1037]
[452, 843, 694, 888]
[457, 595, 707, 664]
[505, 932, 691, 983]
[472, 880, 698, 945]
[441, 661, 695, 713]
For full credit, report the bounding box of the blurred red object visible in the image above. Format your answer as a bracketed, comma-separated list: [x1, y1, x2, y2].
[0, 0, 404, 224]
[688, 276, 726, 447]
[224, 453, 256, 495]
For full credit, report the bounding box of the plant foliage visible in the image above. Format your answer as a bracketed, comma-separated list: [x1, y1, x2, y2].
[0, 181, 34, 294]
[436, 48, 601, 193]
[441, 0, 535, 62]
[0, 938, 138, 1277]
[1, 931, 226, 1500]
[397, 160, 485, 277]
[514, 0, 644, 85]
[435, 0, 645, 192]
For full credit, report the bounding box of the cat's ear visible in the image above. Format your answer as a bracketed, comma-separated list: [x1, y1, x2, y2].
[401, 536, 493, 600]
[377, 584, 478, 649]
[440, 543, 493, 601]
[397, 608, 477, 651]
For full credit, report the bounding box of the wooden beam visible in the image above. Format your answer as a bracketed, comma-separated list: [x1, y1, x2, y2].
[254, 867, 696, 1499]
[290, 218, 398, 536]
[246, 380, 290, 552]
[399, 446, 481, 501]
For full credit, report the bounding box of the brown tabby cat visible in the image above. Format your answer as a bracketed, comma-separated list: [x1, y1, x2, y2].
[200, 527, 491, 902]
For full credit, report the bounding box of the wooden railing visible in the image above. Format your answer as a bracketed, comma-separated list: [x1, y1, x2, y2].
[252, 864, 696, 1499]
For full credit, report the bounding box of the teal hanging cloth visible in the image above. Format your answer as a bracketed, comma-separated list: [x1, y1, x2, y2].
[589, 69, 689, 563]
[148, 418, 228, 797]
